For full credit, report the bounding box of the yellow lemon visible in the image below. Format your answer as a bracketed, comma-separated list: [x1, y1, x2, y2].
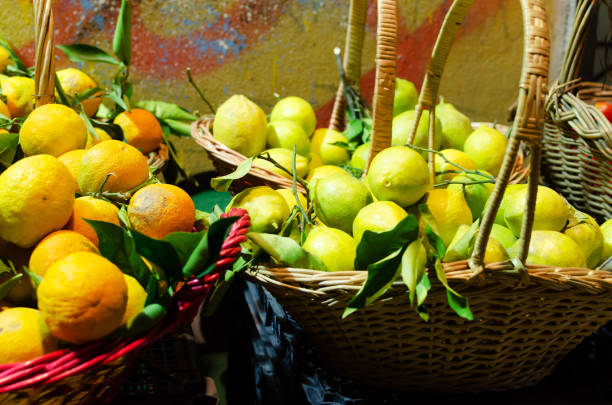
[270, 96, 316, 136]
[435, 101, 472, 150]
[58, 149, 87, 193]
[0, 47, 11, 73]
[276, 188, 308, 212]
[602, 218, 612, 265]
[434, 149, 476, 182]
[266, 120, 311, 157]
[425, 188, 472, 246]
[66, 196, 120, 246]
[504, 186, 570, 237]
[352, 201, 408, 245]
[564, 209, 604, 268]
[253, 148, 308, 179]
[227, 186, 290, 233]
[463, 126, 508, 177]
[391, 110, 442, 158]
[57, 68, 102, 117]
[350, 142, 370, 171]
[507, 230, 586, 268]
[0, 76, 35, 118]
[85, 128, 112, 149]
[303, 226, 356, 271]
[121, 274, 147, 325]
[0, 307, 58, 365]
[213, 95, 267, 157]
[310, 128, 349, 165]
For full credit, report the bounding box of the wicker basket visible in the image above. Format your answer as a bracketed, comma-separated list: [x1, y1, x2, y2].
[543, 0, 612, 221]
[244, 0, 612, 392]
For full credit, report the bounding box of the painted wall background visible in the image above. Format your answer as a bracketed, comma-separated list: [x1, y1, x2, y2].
[0, 0, 567, 175]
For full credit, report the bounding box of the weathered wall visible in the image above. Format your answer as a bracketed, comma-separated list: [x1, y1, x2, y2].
[0, 0, 566, 174]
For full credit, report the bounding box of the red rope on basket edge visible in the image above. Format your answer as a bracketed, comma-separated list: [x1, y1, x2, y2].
[0, 208, 251, 393]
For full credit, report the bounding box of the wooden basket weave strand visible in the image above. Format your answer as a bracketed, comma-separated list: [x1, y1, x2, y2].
[543, 0, 612, 220]
[245, 0, 612, 392]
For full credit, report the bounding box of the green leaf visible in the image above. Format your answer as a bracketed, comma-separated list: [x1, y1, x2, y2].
[329, 141, 357, 152]
[418, 204, 443, 250]
[425, 225, 446, 259]
[248, 232, 327, 270]
[433, 258, 473, 320]
[135, 100, 198, 121]
[400, 239, 427, 307]
[106, 89, 129, 111]
[22, 266, 42, 288]
[76, 86, 102, 101]
[343, 248, 404, 318]
[442, 220, 479, 262]
[343, 118, 363, 142]
[79, 108, 98, 140]
[144, 274, 159, 306]
[113, 0, 132, 65]
[0, 272, 22, 301]
[355, 215, 419, 270]
[131, 230, 182, 281]
[163, 231, 204, 268]
[57, 44, 119, 65]
[162, 119, 192, 137]
[201, 277, 233, 317]
[416, 273, 431, 307]
[91, 119, 123, 140]
[114, 303, 166, 338]
[0, 131, 18, 167]
[210, 158, 253, 192]
[192, 190, 232, 212]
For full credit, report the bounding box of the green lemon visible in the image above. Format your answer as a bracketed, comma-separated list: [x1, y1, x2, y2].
[310, 128, 349, 165]
[270, 96, 316, 136]
[463, 126, 508, 177]
[227, 186, 290, 233]
[503, 186, 570, 237]
[312, 172, 372, 234]
[484, 183, 527, 226]
[435, 101, 472, 150]
[434, 149, 476, 183]
[490, 224, 517, 250]
[425, 188, 472, 246]
[306, 164, 347, 186]
[601, 218, 612, 265]
[266, 120, 311, 157]
[507, 230, 586, 268]
[253, 148, 308, 179]
[352, 201, 408, 245]
[303, 226, 357, 271]
[276, 188, 308, 212]
[446, 224, 508, 263]
[391, 110, 442, 158]
[213, 95, 267, 157]
[367, 146, 431, 207]
[350, 142, 370, 171]
[447, 172, 493, 221]
[563, 209, 603, 268]
[393, 78, 418, 117]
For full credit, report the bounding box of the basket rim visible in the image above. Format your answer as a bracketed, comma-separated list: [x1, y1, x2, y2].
[191, 118, 308, 194]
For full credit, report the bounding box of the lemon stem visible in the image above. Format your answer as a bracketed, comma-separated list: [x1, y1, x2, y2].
[186, 68, 215, 114]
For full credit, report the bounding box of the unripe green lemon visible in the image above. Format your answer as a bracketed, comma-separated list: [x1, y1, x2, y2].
[563, 209, 603, 268]
[306, 164, 347, 186]
[213, 95, 267, 157]
[303, 226, 356, 271]
[601, 219, 612, 265]
[253, 148, 308, 179]
[484, 183, 527, 226]
[490, 224, 517, 250]
[350, 142, 370, 171]
[463, 126, 508, 177]
[425, 188, 472, 246]
[434, 149, 476, 182]
[445, 224, 509, 263]
[393, 78, 418, 117]
[270, 96, 316, 136]
[435, 101, 472, 150]
[503, 186, 570, 237]
[352, 201, 408, 245]
[266, 119, 311, 157]
[507, 230, 586, 268]
[312, 172, 372, 234]
[367, 146, 431, 207]
[310, 128, 349, 165]
[447, 172, 493, 221]
[227, 186, 289, 233]
[391, 110, 442, 158]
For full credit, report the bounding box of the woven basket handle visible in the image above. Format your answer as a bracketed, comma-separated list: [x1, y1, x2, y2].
[470, 0, 550, 280]
[557, 0, 596, 85]
[33, 0, 56, 107]
[329, 0, 368, 132]
[364, 0, 397, 173]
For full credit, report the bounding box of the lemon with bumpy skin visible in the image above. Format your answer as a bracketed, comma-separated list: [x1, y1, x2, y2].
[0, 76, 35, 118]
[352, 201, 408, 245]
[227, 186, 289, 233]
[463, 126, 508, 177]
[266, 120, 310, 157]
[37, 251, 128, 344]
[0, 307, 58, 365]
[564, 209, 603, 268]
[29, 230, 99, 278]
[0, 155, 75, 248]
[601, 219, 612, 265]
[350, 142, 370, 171]
[393, 78, 418, 117]
[58, 149, 87, 193]
[276, 188, 308, 212]
[435, 100, 472, 150]
[67, 196, 120, 246]
[508, 230, 586, 268]
[391, 110, 442, 158]
[57, 68, 102, 117]
[213, 95, 267, 157]
[367, 146, 431, 207]
[253, 148, 308, 179]
[114, 108, 163, 154]
[19, 104, 88, 157]
[504, 186, 570, 237]
[310, 129, 349, 165]
[425, 188, 472, 246]
[312, 172, 372, 234]
[434, 149, 476, 182]
[303, 226, 357, 271]
[270, 96, 316, 136]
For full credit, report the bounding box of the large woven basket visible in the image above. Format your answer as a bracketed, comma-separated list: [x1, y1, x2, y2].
[0, 209, 250, 404]
[244, 0, 612, 392]
[543, 0, 612, 221]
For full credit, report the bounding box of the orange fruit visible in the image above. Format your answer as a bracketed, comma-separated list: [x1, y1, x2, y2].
[128, 184, 195, 239]
[0, 307, 58, 364]
[121, 274, 147, 325]
[58, 149, 87, 193]
[77, 140, 150, 194]
[0, 99, 10, 119]
[0, 76, 35, 118]
[37, 251, 128, 344]
[29, 230, 99, 278]
[85, 128, 112, 149]
[57, 68, 102, 117]
[66, 196, 120, 246]
[114, 108, 163, 154]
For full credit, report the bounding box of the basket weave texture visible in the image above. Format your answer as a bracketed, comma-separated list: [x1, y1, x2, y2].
[0, 210, 251, 404]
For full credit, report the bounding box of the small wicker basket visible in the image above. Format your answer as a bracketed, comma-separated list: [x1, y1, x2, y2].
[244, 0, 612, 393]
[543, 0, 612, 221]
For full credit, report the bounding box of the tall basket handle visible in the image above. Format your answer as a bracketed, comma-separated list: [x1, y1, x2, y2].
[557, 0, 596, 85]
[470, 0, 550, 282]
[364, 0, 397, 173]
[33, 0, 56, 107]
[329, 0, 368, 132]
